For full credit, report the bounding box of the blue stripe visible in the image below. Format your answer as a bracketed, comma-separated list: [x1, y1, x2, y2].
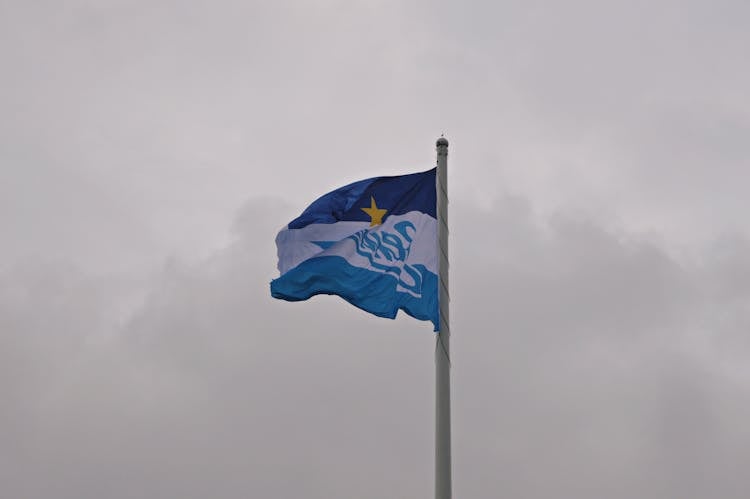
[288, 168, 436, 229]
[270, 255, 438, 331]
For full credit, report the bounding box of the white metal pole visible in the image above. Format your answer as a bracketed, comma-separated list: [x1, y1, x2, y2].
[435, 136, 451, 499]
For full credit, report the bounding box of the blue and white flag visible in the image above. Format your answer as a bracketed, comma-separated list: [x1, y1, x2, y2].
[271, 168, 438, 330]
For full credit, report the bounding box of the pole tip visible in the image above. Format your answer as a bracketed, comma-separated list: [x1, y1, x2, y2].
[436, 136, 449, 148]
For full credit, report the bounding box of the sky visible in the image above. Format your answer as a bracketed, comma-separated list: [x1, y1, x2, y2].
[1, 1, 749, 497]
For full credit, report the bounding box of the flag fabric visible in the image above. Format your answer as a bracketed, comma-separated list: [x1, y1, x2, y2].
[271, 168, 439, 331]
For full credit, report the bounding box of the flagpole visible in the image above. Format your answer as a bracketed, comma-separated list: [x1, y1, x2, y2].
[435, 136, 451, 499]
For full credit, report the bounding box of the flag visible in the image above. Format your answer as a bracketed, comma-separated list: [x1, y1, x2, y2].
[271, 168, 438, 330]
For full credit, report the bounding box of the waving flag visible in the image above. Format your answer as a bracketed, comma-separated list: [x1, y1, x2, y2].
[271, 168, 438, 330]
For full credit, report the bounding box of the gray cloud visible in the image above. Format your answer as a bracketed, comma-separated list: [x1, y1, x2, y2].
[2, 196, 750, 498]
[2, 0, 749, 497]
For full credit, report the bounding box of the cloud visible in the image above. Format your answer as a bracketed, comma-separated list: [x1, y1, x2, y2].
[2, 194, 749, 498]
[1, 0, 749, 497]
[452, 199, 750, 498]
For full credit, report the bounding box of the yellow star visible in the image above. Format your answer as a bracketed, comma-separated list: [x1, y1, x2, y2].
[361, 196, 387, 226]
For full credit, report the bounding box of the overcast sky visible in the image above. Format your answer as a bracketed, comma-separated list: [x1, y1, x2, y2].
[2, 1, 749, 498]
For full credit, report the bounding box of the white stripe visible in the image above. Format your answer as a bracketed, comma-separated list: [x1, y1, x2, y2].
[275, 212, 437, 275]
[276, 221, 369, 274]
